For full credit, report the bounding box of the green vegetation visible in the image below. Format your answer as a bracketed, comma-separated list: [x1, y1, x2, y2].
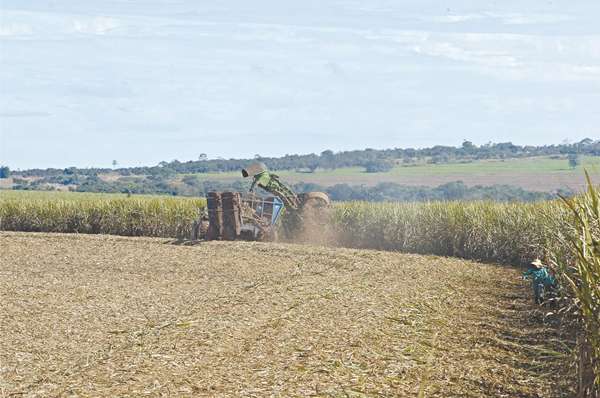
[9, 177, 568, 202]
[0, 191, 204, 239]
[333, 200, 563, 265]
[7, 159, 578, 202]
[0, 190, 145, 201]
[364, 159, 394, 173]
[0, 188, 569, 263]
[550, 177, 600, 395]
[0, 166, 9, 179]
[6, 144, 598, 197]
[13, 138, 600, 178]
[174, 155, 600, 180]
[315, 181, 566, 202]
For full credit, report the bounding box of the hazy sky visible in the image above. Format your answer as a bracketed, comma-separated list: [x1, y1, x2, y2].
[1, 1, 599, 169]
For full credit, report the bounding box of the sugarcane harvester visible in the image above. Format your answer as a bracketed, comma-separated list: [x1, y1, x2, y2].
[202, 162, 330, 241]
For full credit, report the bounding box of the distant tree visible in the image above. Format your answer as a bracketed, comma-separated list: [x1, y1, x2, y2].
[320, 150, 335, 169]
[0, 166, 10, 179]
[462, 140, 476, 153]
[365, 159, 393, 173]
[305, 161, 319, 173]
[112, 160, 118, 168]
[431, 155, 450, 164]
[182, 175, 201, 187]
[11, 140, 600, 178]
[326, 184, 357, 201]
[568, 153, 581, 169]
[198, 153, 208, 161]
[321, 150, 334, 158]
[438, 181, 468, 200]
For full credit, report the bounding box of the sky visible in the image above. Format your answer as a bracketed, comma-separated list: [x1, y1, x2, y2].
[1, 1, 599, 169]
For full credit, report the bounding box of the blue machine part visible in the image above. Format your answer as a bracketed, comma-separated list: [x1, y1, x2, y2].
[270, 197, 284, 226]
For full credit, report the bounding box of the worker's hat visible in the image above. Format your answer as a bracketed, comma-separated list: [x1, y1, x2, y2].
[530, 259, 544, 268]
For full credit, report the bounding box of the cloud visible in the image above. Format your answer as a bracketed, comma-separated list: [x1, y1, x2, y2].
[71, 17, 119, 35]
[364, 28, 600, 82]
[0, 23, 33, 36]
[423, 13, 575, 26]
[0, 111, 51, 118]
[412, 41, 520, 68]
[1, 1, 599, 169]
[499, 14, 574, 25]
[0, 11, 124, 38]
[479, 96, 571, 114]
[425, 15, 485, 24]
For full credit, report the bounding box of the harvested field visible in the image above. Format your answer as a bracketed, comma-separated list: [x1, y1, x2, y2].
[0, 233, 572, 397]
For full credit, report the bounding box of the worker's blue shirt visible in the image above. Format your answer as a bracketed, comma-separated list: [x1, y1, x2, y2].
[523, 267, 557, 287]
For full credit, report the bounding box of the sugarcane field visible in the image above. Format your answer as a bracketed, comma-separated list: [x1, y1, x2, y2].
[1, 181, 599, 397]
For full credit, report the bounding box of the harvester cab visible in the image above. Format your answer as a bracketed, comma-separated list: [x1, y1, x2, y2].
[201, 162, 330, 241]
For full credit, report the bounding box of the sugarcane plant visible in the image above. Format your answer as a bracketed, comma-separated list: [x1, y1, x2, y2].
[552, 172, 600, 396]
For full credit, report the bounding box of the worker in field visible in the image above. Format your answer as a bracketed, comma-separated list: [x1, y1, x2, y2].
[522, 259, 558, 304]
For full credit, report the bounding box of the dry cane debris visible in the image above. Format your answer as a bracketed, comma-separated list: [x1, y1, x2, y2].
[0, 232, 572, 397]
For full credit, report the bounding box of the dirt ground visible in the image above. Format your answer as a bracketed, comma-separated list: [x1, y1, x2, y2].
[0, 232, 572, 397]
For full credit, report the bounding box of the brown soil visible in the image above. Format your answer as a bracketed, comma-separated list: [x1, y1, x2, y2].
[0, 232, 572, 397]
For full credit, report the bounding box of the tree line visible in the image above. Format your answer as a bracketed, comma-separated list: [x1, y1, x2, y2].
[12, 172, 570, 203]
[0, 166, 10, 179]
[11, 139, 596, 177]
